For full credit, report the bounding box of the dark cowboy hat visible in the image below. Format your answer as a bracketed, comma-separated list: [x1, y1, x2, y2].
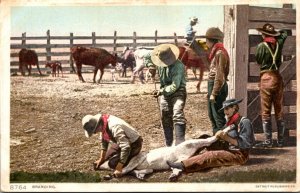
[218, 98, 243, 112]
[256, 23, 280, 37]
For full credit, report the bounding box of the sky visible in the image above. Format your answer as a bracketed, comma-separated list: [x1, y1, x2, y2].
[11, 4, 225, 37]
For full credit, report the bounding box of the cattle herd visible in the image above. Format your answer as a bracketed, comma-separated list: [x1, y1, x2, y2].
[17, 44, 207, 89]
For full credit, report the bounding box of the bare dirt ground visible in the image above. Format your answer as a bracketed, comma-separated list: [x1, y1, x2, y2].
[9, 69, 297, 183]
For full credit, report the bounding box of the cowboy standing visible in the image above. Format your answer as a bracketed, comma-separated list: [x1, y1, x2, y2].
[204, 27, 230, 135]
[82, 113, 143, 177]
[254, 23, 289, 148]
[147, 43, 187, 146]
[167, 98, 255, 181]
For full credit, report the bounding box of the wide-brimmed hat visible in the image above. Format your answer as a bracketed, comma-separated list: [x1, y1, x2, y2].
[82, 113, 102, 138]
[256, 23, 280, 37]
[202, 27, 224, 40]
[218, 98, 243, 112]
[151, 44, 179, 67]
[190, 16, 198, 23]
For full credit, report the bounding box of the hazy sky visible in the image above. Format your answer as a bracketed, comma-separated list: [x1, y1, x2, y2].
[11, 5, 225, 37]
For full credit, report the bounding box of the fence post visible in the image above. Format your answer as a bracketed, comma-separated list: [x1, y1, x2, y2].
[46, 30, 51, 62]
[113, 31, 117, 52]
[154, 30, 158, 45]
[21, 32, 26, 48]
[133, 31, 137, 49]
[92, 32, 96, 47]
[174, 32, 178, 45]
[69, 32, 76, 73]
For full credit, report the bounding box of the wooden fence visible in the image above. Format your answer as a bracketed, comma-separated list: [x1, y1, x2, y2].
[10, 30, 192, 73]
[224, 4, 296, 134]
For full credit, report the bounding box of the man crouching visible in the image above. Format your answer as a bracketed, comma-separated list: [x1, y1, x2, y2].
[82, 113, 143, 178]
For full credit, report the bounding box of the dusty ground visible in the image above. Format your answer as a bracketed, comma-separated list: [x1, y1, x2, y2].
[9, 69, 297, 183]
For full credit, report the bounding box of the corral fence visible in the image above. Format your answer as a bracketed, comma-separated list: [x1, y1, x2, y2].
[10, 30, 193, 73]
[224, 4, 296, 134]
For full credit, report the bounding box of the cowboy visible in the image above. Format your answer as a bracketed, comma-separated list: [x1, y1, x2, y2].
[254, 23, 289, 148]
[146, 43, 187, 147]
[204, 27, 230, 135]
[82, 113, 143, 177]
[166, 98, 255, 181]
[184, 16, 205, 58]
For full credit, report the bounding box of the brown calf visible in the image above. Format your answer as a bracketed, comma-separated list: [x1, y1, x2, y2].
[45, 61, 63, 77]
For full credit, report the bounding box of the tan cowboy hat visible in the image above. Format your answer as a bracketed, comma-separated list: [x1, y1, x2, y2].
[256, 23, 280, 37]
[202, 27, 224, 40]
[151, 44, 179, 67]
[190, 16, 198, 23]
[82, 113, 102, 138]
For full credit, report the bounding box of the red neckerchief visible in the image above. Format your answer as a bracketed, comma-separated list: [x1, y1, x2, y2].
[264, 37, 277, 46]
[226, 113, 240, 126]
[96, 114, 110, 142]
[208, 43, 229, 63]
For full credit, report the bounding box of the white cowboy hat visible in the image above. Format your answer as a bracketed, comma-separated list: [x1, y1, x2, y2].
[82, 113, 102, 138]
[151, 44, 179, 67]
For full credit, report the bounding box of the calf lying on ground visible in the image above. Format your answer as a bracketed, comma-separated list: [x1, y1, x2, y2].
[45, 61, 63, 77]
[97, 126, 233, 180]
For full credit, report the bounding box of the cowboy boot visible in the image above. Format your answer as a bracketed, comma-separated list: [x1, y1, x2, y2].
[255, 119, 273, 148]
[162, 126, 173, 147]
[175, 124, 186, 145]
[277, 120, 285, 147]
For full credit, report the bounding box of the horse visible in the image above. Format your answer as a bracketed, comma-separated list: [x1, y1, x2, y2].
[178, 45, 209, 92]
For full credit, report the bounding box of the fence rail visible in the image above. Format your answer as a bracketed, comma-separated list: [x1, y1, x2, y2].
[10, 30, 197, 73]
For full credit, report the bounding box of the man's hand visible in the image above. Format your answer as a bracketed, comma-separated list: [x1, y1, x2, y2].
[209, 95, 216, 103]
[113, 162, 124, 178]
[215, 130, 226, 139]
[152, 90, 161, 98]
[93, 159, 103, 170]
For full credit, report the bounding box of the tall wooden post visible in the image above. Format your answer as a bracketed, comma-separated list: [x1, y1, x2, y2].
[154, 30, 158, 45]
[92, 32, 96, 47]
[21, 32, 26, 48]
[173, 32, 178, 45]
[133, 31, 137, 49]
[113, 31, 117, 52]
[46, 30, 51, 62]
[225, 5, 249, 116]
[69, 32, 76, 73]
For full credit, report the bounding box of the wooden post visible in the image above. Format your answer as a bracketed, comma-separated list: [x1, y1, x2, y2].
[133, 31, 137, 49]
[154, 30, 158, 45]
[46, 30, 51, 62]
[174, 32, 178, 45]
[21, 32, 26, 48]
[233, 5, 249, 116]
[92, 32, 96, 47]
[113, 31, 117, 52]
[69, 32, 76, 73]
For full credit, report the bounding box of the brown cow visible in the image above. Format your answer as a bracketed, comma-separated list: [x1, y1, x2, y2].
[45, 61, 63, 77]
[70, 46, 117, 83]
[18, 48, 42, 76]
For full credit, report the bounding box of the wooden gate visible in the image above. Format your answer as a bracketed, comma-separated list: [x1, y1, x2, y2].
[224, 4, 296, 134]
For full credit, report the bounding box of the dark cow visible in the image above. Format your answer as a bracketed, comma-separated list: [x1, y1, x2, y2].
[178, 46, 208, 92]
[45, 61, 63, 77]
[70, 46, 117, 83]
[18, 48, 42, 76]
